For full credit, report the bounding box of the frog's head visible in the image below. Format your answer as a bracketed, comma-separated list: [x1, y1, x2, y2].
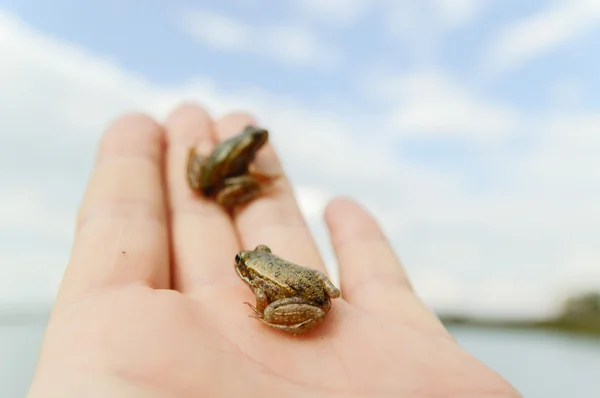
[234, 250, 252, 283]
[239, 125, 269, 154]
[234, 245, 272, 284]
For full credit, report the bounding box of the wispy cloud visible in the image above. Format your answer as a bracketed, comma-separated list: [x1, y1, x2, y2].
[433, 0, 486, 27]
[482, 0, 600, 75]
[291, 0, 369, 26]
[520, 113, 600, 189]
[376, 0, 487, 63]
[381, 0, 486, 31]
[368, 70, 520, 140]
[177, 8, 340, 69]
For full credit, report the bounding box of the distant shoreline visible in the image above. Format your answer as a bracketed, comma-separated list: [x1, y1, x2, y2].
[439, 314, 600, 337]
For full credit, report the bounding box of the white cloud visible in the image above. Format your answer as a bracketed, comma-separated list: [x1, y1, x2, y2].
[483, 0, 600, 75]
[434, 0, 485, 27]
[518, 113, 600, 190]
[180, 9, 247, 50]
[0, 189, 73, 240]
[1, 9, 599, 319]
[0, 252, 65, 304]
[381, 0, 485, 32]
[292, 0, 369, 26]
[177, 9, 340, 69]
[376, 0, 485, 62]
[295, 185, 333, 220]
[411, 269, 466, 313]
[369, 70, 520, 140]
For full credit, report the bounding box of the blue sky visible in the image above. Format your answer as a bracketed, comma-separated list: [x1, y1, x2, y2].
[7, 0, 599, 110]
[1, 0, 600, 318]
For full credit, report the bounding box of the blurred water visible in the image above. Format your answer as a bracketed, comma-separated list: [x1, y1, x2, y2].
[1, 321, 599, 397]
[0, 322, 45, 398]
[448, 325, 600, 397]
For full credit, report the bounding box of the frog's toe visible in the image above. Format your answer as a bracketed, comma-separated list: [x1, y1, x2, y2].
[243, 302, 263, 318]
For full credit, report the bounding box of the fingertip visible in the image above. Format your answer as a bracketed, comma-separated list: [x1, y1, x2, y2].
[104, 111, 160, 133]
[214, 112, 259, 139]
[165, 101, 212, 123]
[164, 102, 214, 146]
[325, 196, 363, 220]
[97, 112, 164, 163]
[325, 196, 385, 247]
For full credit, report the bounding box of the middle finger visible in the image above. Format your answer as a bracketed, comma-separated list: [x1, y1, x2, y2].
[165, 103, 240, 294]
[213, 113, 328, 274]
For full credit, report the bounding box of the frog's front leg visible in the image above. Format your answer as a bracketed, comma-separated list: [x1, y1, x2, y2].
[314, 270, 341, 299]
[255, 296, 326, 335]
[186, 147, 206, 192]
[243, 287, 270, 315]
[215, 175, 262, 208]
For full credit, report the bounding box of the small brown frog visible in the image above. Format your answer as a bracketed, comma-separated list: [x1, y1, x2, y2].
[186, 125, 277, 209]
[234, 245, 341, 335]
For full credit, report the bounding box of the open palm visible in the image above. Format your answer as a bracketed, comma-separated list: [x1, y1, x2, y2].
[27, 104, 520, 398]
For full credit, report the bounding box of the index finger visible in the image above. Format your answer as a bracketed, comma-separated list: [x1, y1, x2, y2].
[56, 113, 170, 308]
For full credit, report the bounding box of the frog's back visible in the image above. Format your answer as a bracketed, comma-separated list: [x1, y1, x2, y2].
[268, 256, 330, 306]
[200, 142, 238, 192]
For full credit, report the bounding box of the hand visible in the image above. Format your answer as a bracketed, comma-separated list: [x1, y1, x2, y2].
[27, 103, 521, 398]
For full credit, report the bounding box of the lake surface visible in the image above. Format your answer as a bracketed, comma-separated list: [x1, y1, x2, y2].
[1, 321, 599, 397]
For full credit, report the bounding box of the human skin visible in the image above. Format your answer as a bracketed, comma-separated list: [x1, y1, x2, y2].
[26, 103, 522, 398]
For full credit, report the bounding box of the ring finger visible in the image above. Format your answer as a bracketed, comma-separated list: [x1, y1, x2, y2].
[213, 113, 328, 274]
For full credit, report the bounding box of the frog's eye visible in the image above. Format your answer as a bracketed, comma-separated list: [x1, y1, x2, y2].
[235, 251, 248, 264]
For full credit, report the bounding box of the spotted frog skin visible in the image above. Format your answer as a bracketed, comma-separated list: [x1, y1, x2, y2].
[234, 245, 341, 335]
[186, 125, 277, 209]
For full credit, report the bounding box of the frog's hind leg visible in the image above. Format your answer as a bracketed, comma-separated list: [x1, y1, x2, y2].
[260, 297, 326, 335]
[259, 317, 323, 335]
[216, 175, 262, 208]
[186, 147, 206, 192]
[248, 164, 280, 185]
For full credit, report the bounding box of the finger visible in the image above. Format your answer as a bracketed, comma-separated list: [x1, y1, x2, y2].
[213, 113, 327, 274]
[57, 113, 170, 307]
[164, 103, 240, 294]
[325, 197, 446, 329]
